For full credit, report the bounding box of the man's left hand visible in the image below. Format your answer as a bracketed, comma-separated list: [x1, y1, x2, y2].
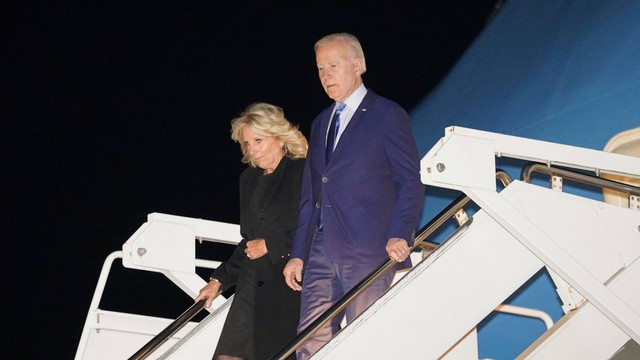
[386, 238, 411, 262]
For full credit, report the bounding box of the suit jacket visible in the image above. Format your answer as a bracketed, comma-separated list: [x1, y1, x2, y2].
[291, 89, 424, 268]
[212, 156, 303, 359]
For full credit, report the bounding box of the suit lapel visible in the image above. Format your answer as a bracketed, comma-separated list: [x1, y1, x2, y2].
[331, 91, 374, 160]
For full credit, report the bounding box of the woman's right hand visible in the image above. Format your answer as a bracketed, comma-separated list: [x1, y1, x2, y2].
[194, 278, 222, 308]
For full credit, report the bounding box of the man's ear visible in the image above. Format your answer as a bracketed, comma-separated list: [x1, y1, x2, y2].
[354, 58, 365, 75]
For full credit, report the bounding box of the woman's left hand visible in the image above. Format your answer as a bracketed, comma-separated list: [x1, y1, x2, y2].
[245, 238, 268, 260]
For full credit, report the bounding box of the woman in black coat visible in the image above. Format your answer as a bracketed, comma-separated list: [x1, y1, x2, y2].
[196, 103, 307, 360]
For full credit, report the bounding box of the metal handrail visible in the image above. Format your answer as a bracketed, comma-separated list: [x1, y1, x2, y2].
[521, 162, 640, 196]
[496, 169, 513, 188]
[270, 171, 514, 359]
[75, 251, 123, 359]
[128, 299, 208, 360]
[270, 193, 472, 360]
[494, 304, 554, 330]
[126, 171, 513, 360]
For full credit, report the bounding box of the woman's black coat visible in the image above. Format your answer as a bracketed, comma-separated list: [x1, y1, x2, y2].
[212, 157, 303, 359]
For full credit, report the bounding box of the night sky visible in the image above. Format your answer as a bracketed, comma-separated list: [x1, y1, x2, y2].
[4, 2, 500, 358]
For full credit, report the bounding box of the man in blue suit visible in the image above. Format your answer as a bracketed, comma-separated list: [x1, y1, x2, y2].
[283, 33, 424, 359]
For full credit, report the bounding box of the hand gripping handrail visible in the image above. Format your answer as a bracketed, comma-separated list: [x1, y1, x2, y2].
[128, 299, 208, 360]
[270, 192, 473, 360]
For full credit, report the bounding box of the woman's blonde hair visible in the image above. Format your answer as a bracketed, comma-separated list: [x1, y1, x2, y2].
[230, 103, 308, 167]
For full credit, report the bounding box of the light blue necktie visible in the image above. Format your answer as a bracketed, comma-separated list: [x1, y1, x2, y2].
[326, 102, 346, 162]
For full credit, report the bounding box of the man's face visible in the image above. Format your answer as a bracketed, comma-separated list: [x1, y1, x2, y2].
[315, 40, 363, 103]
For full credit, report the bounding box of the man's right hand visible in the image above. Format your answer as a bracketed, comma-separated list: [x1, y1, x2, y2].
[283, 258, 304, 291]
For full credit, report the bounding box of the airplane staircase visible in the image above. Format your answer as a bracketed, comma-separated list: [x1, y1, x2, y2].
[75, 214, 242, 359]
[76, 126, 640, 359]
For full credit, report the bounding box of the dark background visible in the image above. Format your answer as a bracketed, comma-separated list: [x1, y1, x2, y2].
[4, 1, 502, 358]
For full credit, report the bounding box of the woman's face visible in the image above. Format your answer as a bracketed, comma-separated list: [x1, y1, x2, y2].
[242, 125, 284, 174]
